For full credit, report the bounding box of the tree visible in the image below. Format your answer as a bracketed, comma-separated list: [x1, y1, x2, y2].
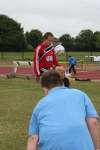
[93, 31, 100, 51]
[0, 15, 27, 51]
[59, 34, 73, 58]
[75, 29, 94, 52]
[25, 29, 43, 49]
[59, 34, 73, 51]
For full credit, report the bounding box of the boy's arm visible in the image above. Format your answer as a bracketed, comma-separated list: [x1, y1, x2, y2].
[34, 47, 41, 80]
[27, 135, 39, 150]
[86, 118, 100, 150]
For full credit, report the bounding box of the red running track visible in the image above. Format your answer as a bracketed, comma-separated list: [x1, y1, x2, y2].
[76, 70, 100, 80]
[0, 67, 100, 80]
[0, 67, 33, 74]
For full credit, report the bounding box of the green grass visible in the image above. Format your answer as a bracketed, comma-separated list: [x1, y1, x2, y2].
[0, 77, 100, 150]
[71, 81, 100, 113]
[0, 52, 34, 61]
[0, 77, 43, 150]
[0, 51, 100, 61]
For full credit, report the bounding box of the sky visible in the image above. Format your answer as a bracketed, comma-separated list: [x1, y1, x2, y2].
[0, 0, 100, 37]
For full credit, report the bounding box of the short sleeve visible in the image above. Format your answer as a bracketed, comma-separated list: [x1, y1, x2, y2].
[28, 111, 39, 137]
[84, 93, 99, 119]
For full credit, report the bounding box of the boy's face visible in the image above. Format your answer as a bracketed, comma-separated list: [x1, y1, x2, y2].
[45, 36, 54, 46]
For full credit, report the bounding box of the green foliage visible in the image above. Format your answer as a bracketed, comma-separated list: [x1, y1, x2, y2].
[93, 31, 100, 50]
[0, 15, 27, 51]
[25, 29, 43, 49]
[26, 44, 33, 51]
[75, 29, 94, 51]
[0, 14, 100, 52]
[59, 34, 73, 51]
[59, 29, 100, 52]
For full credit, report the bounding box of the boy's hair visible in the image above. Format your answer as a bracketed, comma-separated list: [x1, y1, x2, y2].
[41, 70, 63, 89]
[43, 32, 54, 40]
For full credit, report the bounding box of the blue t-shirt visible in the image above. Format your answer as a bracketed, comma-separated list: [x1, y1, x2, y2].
[28, 87, 98, 150]
[68, 57, 77, 65]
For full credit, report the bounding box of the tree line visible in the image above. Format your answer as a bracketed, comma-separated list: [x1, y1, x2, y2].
[0, 15, 100, 52]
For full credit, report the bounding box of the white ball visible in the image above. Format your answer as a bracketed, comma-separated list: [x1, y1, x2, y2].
[54, 44, 65, 55]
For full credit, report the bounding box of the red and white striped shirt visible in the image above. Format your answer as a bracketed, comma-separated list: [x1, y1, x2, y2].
[33, 43, 59, 77]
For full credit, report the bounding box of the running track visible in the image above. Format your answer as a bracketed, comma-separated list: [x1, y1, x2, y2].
[0, 66, 100, 80]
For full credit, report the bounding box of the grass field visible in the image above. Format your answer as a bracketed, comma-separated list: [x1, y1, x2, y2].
[0, 77, 100, 150]
[0, 51, 100, 61]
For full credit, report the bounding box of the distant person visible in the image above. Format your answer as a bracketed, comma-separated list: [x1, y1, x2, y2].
[33, 32, 59, 80]
[27, 70, 99, 150]
[68, 55, 77, 74]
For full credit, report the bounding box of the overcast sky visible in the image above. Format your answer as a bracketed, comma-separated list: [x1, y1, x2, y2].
[0, 0, 100, 37]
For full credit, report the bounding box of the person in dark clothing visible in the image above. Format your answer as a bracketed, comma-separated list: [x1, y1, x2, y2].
[68, 56, 77, 74]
